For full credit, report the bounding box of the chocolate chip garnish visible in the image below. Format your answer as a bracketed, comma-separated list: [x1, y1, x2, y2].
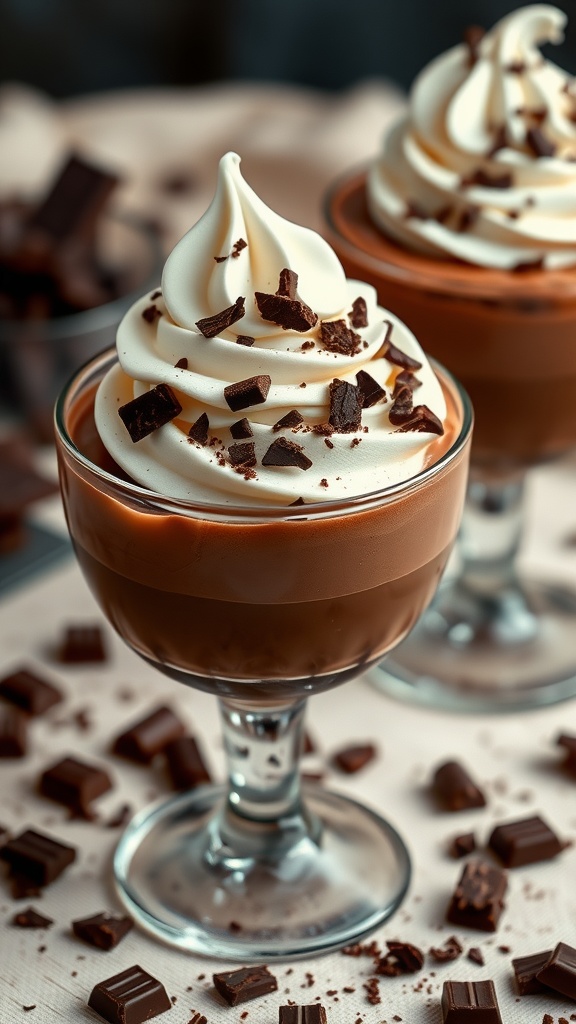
[319, 319, 362, 356]
[188, 413, 209, 445]
[382, 335, 422, 371]
[273, 410, 304, 431]
[462, 167, 513, 189]
[290, 497, 305, 506]
[224, 375, 271, 412]
[228, 442, 257, 468]
[526, 126, 557, 158]
[349, 296, 368, 328]
[463, 24, 485, 65]
[329, 379, 363, 433]
[196, 296, 245, 338]
[389, 385, 414, 425]
[236, 335, 255, 347]
[355, 370, 386, 408]
[277, 268, 298, 298]
[174, 357, 188, 369]
[232, 238, 247, 258]
[262, 437, 312, 470]
[393, 369, 422, 394]
[395, 405, 444, 435]
[230, 418, 253, 439]
[214, 255, 228, 263]
[255, 271, 317, 332]
[119, 384, 182, 443]
[142, 304, 161, 324]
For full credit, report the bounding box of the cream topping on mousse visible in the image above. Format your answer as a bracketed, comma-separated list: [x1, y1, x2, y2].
[368, 5, 576, 270]
[95, 152, 447, 506]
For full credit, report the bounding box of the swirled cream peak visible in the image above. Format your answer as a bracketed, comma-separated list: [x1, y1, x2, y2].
[368, 5, 576, 269]
[96, 152, 449, 507]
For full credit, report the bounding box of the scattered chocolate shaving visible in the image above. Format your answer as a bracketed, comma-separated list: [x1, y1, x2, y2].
[329, 379, 363, 433]
[73, 912, 133, 951]
[467, 947, 484, 966]
[262, 437, 312, 470]
[119, 384, 182, 443]
[312, 423, 334, 436]
[174, 357, 188, 369]
[188, 413, 210, 446]
[57, 625, 106, 663]
[394, 405, 445, 435]
[105, 804, 132, 829]
[349, 296, 368, 328]
[224, 375, 271, 412]
[428, 936, 463, 963]
[236, 335, 255, 346]
[196, 296, 245, 338]
[355, 370, 386, 408]
[255, 273, 317, 332]
[463, 25, 485, 65]
[382, 335, 422, 371]
[273, 410, 304, 431]
[526, 126, 557, 158]
[393, 370, 422, 394]
[319, 319, 362, 356]
[319, 478, 329, 487]
[389, 386, 414, 425]
[232, 238, 247, 258]
[230, 418, 253, 439]
[462, 168, 513, 189]
[324, 438, 334, 449]
[228, 442, 257, 468]
[277, 268, 298, 298]
[12, 907, 54, 929]
[375, 942, 424, 976]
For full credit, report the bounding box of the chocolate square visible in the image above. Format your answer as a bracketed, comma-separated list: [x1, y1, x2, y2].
[488, 815, 563, 867]
[39, 756, 112, 816]
[57, 624, 107, 663]
[88, 965, 171, 1023]
[0, 828, 76, 886]
[446, 860, 507, 932]
[112, 706, 185, 764]
[0, 667, 63, 716]
[119, 384, 182, 443]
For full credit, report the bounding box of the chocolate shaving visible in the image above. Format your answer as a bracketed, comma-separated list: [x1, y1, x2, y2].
[355, 370, 386, 408]
[119, 384, 182, 443]
[273, 410, 304, 431]
[232, 238, 247, 258]
[262, 437, 312, 470]
[174, 357, 188, 369]
[142, 304, 162, 323]
[526, 126, 557, 158]
[383, 336, 422, 371]
[319, 319, 362, 356]
[395, 405, 445, 435]
[312, 423, 334, 436]
[462, 168, 513, 189]
[228, 442, 257, 468]
[349, 296, 368, 328]
[277, 268, 298, 298]
[393, 369, 422, 394]
[214, 255, 228, 263]
[428, 937, 463, 963]
[196, 296, 245, 338]
[188, 413, 209, 445]
[329, 379, 363, 433]
[224, 375, 271, 412]
[230, 418, 253, 439]
[467, 947, 484, 966]
[236, 335, 255, 347]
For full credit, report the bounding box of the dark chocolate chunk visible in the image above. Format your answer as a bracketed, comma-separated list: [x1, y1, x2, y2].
[230, 418, 253, 440]
[0, 828, 76, 886]
[382, 335, 422, 370]
[164, 736, 212, 791]
[506, 59, 526, 74]
[88, 964, 172, 1023]
[228, 442, 257, 468]
[393, 369, 422, 393]
[277, 268, 298, 298]
[12, 906, 54, 929]
[142, 304, 161, 324]
[395, 405, 444, 435]
[224, 375, 271, 412]
[462, 168, 514, 189]
[174, 357, 188, 369]
[441, 980, 502, 1023]
[28, 154, 118, 243]
[10, 874, 42, 900]
[446, 860, 507, 932]
[236, 335, 255, 346]
[355, 370, 386, 408]
[273, 410, 304, 431]
[557, 732, 576, 774]
[429, 937, 463, 963]
[450, 832, 477, 858]
[57, 624, 107, 663]
[433, 761, 486, 811]
[385, 940, 425, 973]
[526, 126, 557, 158]
[329, 379, 363, 433]
[536, 942, 576, 999]
[39, 756, 112, 817]
[512, 950, 552, 995]
[512, 256, 545, 273]
[119, 384, 182, 443]
[290, 497, 305, 506]
[333, 743, 376, 774]
[0, 667, 63, 716]
[488, 815, 563, 867]
[468, 948, 485, 966]
[232, 238, 247, 258]
[255, 288, 317, 333]
[0, 703, 28, 758]
[389, 385, 414, 425]
[213, 965, 278, 1006]
[279, 1007, 327, 1024]
[319, 319, 362, 356]
[349, 296, 368, 328]
[73, 912, 133, 951]
[188, 413, 210, 445]
[196, 296, 245, 338]
[112, 706, 186, 764]
[262, 437, 312, 471]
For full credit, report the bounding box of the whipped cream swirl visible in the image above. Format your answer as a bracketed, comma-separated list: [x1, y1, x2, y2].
[96, 152, 447, 506]
[368, 5, 576, 269]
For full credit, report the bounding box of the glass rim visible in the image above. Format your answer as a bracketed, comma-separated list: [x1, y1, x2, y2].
[54, 346, 473, 524]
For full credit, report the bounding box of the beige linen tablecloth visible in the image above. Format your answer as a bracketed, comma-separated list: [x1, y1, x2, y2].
[1, 81, 576, 1024]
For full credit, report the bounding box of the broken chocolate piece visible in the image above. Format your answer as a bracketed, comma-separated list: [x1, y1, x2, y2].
[462, 168, 513, 189]
[12, 907, 54, 929]
[0, 667, 62, 716]
[0, 828, 76, 886]
[433, 760, 486, 811]
[446, 860, 507, 932]
[142, 304, 161, 324]
[57, 624, 107, 663]
[273, 410, 304, 431]
[0, 703, 28, 758]
[262, 437, 312, 471]
[328, 379, 363, 433]
[188, 413, 209, 445]
[174, 357, 188, 369]
[389, 385, 414, 425]
[228, 442, 257, 468]
[512, 950, 552, 995]
[232, 238, 247, 258]
[88, 964, 171, 1023]
[385, 941, 425, 973]
[349, 296, 368, 328]
[395, 405, 444, 435]
[333, 743, 376, 774]
[112, 706, 185, 764]
[355, 370, 386, 408]
[441, 980, 502, 1024]
[224, 375, 271, 412]
[39, 756, 112, 817]
[236, 335, 255, 347]
[468, 948, 484, 966]
[277, 268, 298, 298]
[382, 332, 422, 370]
[196, 296, 245, 337]
[255, 287, 317, 332]
[119, 384, 182, 443]
[319, 319, 362, 356]
[213, 965, 278, 1006]
[488, 815, 563, 867]
[429, 937, 463, 963]
[164, 736, 212, 791]
[449, 832, 477, 858]
[28, 154, 119, 244]
[230, 418, 253, 440]
[536, 942, 576, 999]
[393, 369, 422, 394]
[279, 1008, 327, 1024]
[73, 912, 133, 951]
[526, 126, 556, 158]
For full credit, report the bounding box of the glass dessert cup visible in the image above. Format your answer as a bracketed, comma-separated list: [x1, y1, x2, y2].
[326, 169, 576, 712]
[55, 348, 471, 960]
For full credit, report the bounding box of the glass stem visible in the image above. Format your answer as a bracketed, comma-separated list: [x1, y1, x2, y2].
[205, 698, 320, 869]
[458, 470, 526, 596]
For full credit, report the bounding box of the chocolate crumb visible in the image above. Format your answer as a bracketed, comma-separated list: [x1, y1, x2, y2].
[228, 442, 257, 468]
[273, 410, 304, 432]
[405, 200, 430, 220]
[324, 438, 334, 449]
[230, 418, 253, 439]
[289, 497, 305, 506]
[196, 296, 245, 338]
[150, 290, 162, 300]
[428, 936, 463, 962]
[319, 478, 328, 488]
[236, 335, 255, 347]
[174, 357, 188, 370]
[312, 423, 334, 436]
[142, 304, 161, 324]
[333, 743, 376, 774]
[12, 907, 54, 929]
[188, 413, 210, 446]
[462, 168, 513, 189]
[513, 257, 545, 273]
[350, 296, 368, 328]
[456, 204, 480, 232]
[449, 832, 477, 858]
[262, 437, 312, 471]
[319, 319, 362, 356]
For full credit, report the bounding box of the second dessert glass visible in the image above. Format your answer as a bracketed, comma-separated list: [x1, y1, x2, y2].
[55, 347, 471, 960]
[326, 171, 576, 711]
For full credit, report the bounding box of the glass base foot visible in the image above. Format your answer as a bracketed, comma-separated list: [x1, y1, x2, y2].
[372, 578, 576, 712]
[113, 784, 410, 960]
